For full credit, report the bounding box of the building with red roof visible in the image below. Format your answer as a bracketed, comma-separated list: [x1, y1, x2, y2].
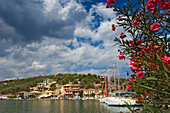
[65, 89, 74, 95]
[72, 84, 83, 91]
[0, 94, 12, 99]
[17, 91, 29, 99]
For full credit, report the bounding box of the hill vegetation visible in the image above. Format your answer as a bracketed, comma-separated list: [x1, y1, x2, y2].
[0, 73, 128, 95]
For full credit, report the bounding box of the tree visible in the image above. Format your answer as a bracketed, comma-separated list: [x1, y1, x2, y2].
[50, 83, 56, 91]
[72, 79, 78, 84]
[106, 0, 170, 112]
[79, 91, 83, 98]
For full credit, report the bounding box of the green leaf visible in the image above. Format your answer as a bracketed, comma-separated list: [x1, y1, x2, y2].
[146, 77, 158, 81]
[123, 101, 133, 112]
[155, 98, 170, 105]
[164, 110, 170, 113]
[132, 7, 139, 20]
[112, 43, 119, 47]
[156, 54, 165, 70]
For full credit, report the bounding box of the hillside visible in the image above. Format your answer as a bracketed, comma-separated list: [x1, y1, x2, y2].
[0, 73, 128, 95]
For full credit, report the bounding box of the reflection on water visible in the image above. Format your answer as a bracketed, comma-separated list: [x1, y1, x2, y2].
[0, 100, 142, 113]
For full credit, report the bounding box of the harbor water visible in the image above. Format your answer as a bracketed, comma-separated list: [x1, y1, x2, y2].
[0, 100, 142, 113]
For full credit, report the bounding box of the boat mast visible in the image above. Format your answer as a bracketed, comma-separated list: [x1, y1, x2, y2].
[103, 66, 108, 97]
[118, 60, 120, 98]
[114, 65, 116, 94]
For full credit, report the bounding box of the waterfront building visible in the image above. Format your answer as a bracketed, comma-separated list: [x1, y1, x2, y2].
[17, 91, 29, 99]
[43, 79, 52, 85]
[38, 86, 49, 92]
[29, 91, 42, 97]
[38, 90, 54, 99]
[36, 82, 46, 87]
[0, 94, 12, 99]
[72, 84, 83, 91]
[63, 83, 72, 92]
[65, 89, 74, 96]
[29, 87, 38, 91]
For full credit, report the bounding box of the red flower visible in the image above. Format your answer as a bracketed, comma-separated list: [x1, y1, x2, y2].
[157, 15, 162, 19]
[139, 50, 143, 54]
[127, 84, 132, 90]
[106, 3, 109, 8]
[112, 24, 115, 31]
[150, 23, 159, 32]
[107, 0, 115, 4]
[129, 40, 133, 47]
[137, 40, 143, 45]
[154, 0, 162, 3]
[133, 20, 139, 26]
[153, 64, 158, 69]
[129, 77, 135, 82]
[146, 3, 155, 11]
[118, 53, 124, 60]
[120, 33, 126, 39]
[143, 47, 149, 51]
[148, 62, 157, 69]
[162, 56, 170, 66]
[116, 16, 120, 20]
[159, 3, 164, 7]
[163, 2, 170, 10]
[137, 71, 144, 79]
[148, 0, 155, 4]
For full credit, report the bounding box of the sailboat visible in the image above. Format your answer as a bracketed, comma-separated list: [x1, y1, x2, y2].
[101, 60, 139, 106]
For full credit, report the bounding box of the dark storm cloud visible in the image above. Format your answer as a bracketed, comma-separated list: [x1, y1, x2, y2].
[0, 0, 87, 43]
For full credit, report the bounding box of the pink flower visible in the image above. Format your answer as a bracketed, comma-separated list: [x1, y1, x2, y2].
[154, 0, 162, 3]
[112, 24, 115, 31]
[148, 62, 152, 67]
[137, 40, 143, 45]
[107, 0, 115, 4]
[153, 63, 158, 69]
[127, 84, 132, 90]
[139, 50, 143, 54]
[148, 62, 157, 69]
[137, 71, 144, 79]
[162, 56, 170, 66]
[118, 53, 124, 60]
[120, 33, 126, 39]
[150, 23, 159, 32]
[163, 2, 170, 10]
[143, 46, 150, 51]
[133, 20, 139, 26]
[146, 3, 155, 11]
[129, 77, 135, 82]
[148, 0, 155, 4]
[129, 60, 139, 72]
[145, 90, 151, 95]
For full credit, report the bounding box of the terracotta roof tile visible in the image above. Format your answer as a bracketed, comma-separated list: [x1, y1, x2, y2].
[87, 89, 96, 91]
[0, 94, 12, 97]
[17, 91, 28, 94]
[72, 84, 83, 87]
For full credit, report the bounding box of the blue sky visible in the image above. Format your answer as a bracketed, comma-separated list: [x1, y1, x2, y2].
[0, 0, 133, 81]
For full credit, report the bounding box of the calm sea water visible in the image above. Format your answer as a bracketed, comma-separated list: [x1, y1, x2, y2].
[0, 100, 141, 113]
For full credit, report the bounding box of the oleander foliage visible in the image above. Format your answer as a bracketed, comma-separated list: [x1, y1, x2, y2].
[106, 0, 169, 112]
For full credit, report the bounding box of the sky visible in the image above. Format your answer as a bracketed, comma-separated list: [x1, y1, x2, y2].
[0, 0, 132, 81]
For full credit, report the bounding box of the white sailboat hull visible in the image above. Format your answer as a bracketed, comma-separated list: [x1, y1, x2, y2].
[105, 97, 138, 106]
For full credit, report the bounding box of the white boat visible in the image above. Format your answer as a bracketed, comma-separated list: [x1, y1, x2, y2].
[102, 60, 139, 106]
[105, 97, 138, 106]
[98, 97, 104, 103]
